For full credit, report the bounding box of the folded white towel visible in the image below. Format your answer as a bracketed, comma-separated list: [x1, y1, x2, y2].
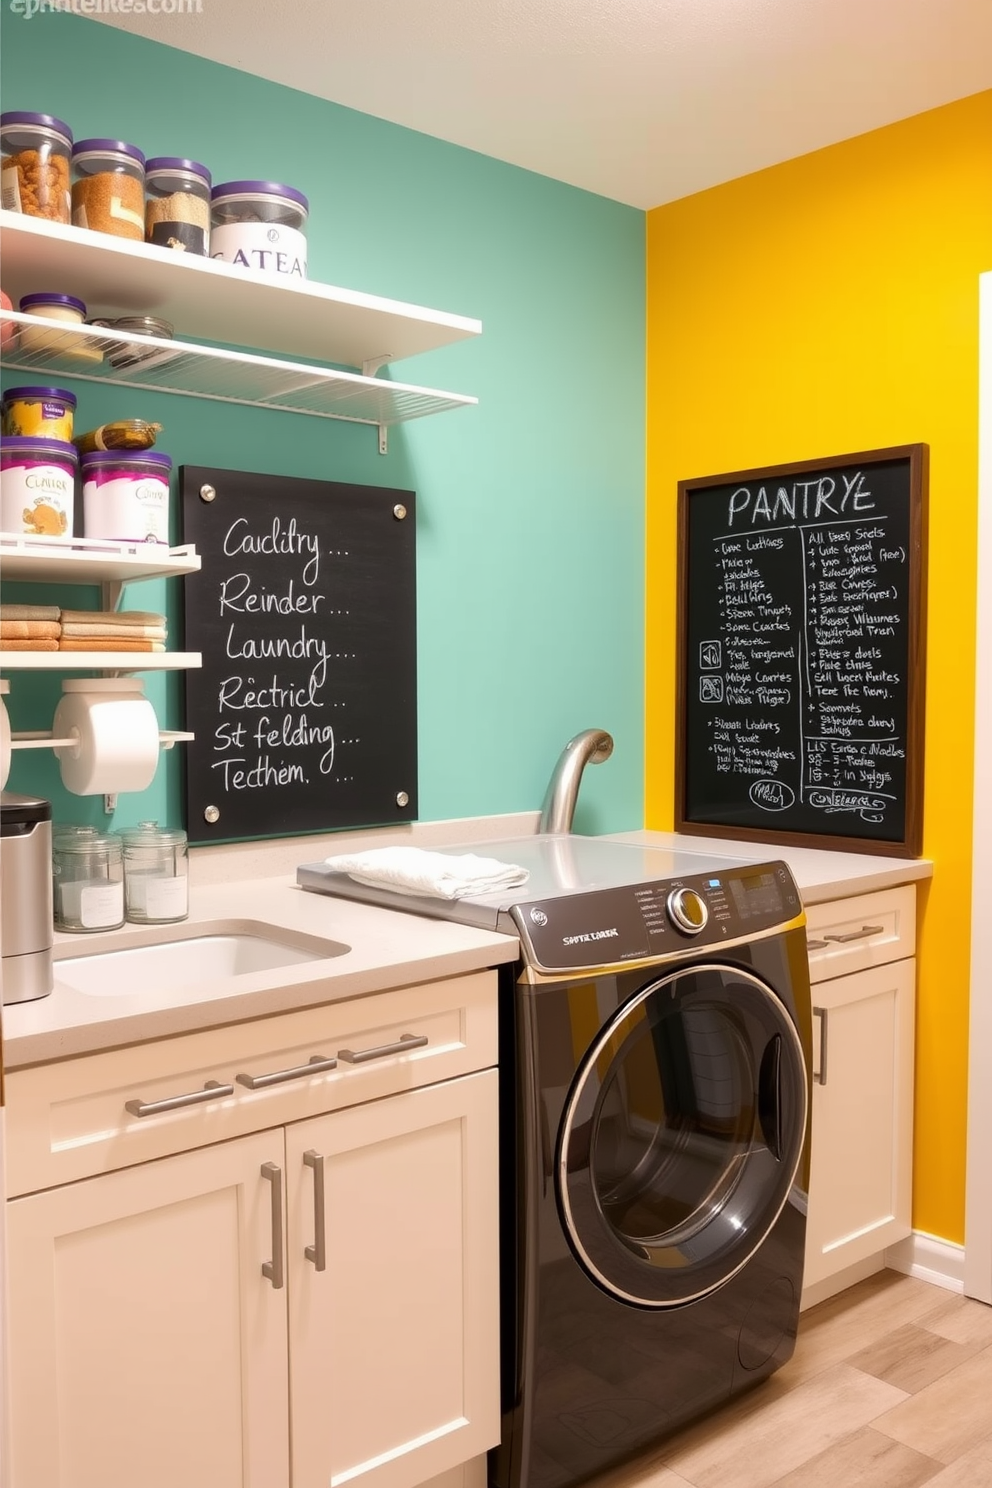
[323, 845, 529, 901]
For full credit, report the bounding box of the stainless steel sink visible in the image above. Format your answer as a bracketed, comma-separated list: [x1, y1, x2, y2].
[55, 922, 348, 997]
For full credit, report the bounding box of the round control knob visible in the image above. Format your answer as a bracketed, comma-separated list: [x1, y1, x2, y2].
[666, 886, 708, 935]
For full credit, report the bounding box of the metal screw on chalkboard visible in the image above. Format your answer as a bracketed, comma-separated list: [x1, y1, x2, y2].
[203, 805, 220, 823]
[396, 791, 410, 807]
[200, 484, 217, 503]
[393, 504, 407, 521]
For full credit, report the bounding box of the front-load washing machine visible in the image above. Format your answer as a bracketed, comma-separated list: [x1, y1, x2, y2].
[298, 838, 813, 1488]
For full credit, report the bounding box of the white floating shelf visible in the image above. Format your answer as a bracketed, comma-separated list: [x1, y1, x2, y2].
[11, 729, 194, 750]
[0, 212, 481, 368]
[0, 651, 201, 671]
[0, 535, 201, 586]
[1, 312, 477, 432]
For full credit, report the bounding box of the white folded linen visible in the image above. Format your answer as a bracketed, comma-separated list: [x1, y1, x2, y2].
[322, 845, 529, 900]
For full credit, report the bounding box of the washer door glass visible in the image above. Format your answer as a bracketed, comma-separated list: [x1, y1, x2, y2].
[556, 964, 807, 1308]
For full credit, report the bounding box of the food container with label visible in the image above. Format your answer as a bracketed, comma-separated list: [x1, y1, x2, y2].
[1, 436, 77, 537]
[71, 139, 145, 241]
[82, 450, 172, 544]
[87, 314, 177, 371]
[122, 820, 189, 924]
[2, 386, 76, 442]
[18, 291, 103, 365]
[145, 157, 211, 255]
[52, 825, 125, 933]
[0, 111, 72, 224]
[210, 180, 309, 279]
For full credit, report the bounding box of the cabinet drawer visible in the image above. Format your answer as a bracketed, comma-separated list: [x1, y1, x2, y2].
[805, 886, 916, 984]
[5, 970, 497, 1197]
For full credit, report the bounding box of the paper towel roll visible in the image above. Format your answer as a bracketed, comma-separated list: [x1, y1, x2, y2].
[0, 681, 10, 790]
[53, 679, 159, 795]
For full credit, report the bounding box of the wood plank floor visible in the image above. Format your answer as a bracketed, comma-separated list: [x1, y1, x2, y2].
[594, 1272, 992, 1488]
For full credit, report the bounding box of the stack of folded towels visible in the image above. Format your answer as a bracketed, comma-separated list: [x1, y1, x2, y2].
[0, 605, 168, 652]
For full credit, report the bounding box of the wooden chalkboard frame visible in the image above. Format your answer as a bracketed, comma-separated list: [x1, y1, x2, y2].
[675, 445, 928, 857]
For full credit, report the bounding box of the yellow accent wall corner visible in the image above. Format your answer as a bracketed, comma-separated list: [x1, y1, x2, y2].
[645, 90, 992, 1244]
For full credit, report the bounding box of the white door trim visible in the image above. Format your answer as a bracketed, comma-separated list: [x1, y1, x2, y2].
[965, 270, 992, 1304]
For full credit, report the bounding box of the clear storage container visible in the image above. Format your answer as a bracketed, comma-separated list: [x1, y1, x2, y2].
[0, 111, 72, 224]
[52, 825, 124, 933]
[210, 180, 308, 279]
[122, 820, 188, 924]
[145, 156, 211, 255]
[71, 138, 145, 241]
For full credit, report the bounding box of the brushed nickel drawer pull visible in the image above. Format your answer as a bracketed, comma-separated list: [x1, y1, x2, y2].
[824, 924, 885, 944]
[806, 938, 830, 951]
[125, 1079, 233, 1118]
[813, 1007, 829, 1086]
[303, 1149, 326, 1272]
[260, 1162, 284, 1290]
[337, 1032, 429, 1064]
[236, 1054, 337, 1090]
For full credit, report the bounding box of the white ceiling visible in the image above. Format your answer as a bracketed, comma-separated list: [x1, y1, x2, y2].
[95, 0, 992, 208]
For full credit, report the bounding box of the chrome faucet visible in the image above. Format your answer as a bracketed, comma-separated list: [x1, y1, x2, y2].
[539, 729, 614, 834]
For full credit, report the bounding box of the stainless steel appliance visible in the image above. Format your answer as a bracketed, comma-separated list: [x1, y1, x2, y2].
[298, 836, 813, 1488]
[1, 792, 54, 1004]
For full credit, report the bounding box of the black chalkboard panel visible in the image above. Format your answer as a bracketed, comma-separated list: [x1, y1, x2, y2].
[676, 446, 928, 856]
[180, 465, 417, 846]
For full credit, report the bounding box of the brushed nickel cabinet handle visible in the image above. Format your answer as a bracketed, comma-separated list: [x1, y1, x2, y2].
[806, 938, 830, 951]
[337, 1033, 429, 1064]
[824, 924, 885, 944]
[260, 1162, 284, 1290]
[303, 1149, 326, 1272]
[813, 1007, 828, 1086]
[236, 1054, 337, 1090]
[125, 1079, 234, 1118]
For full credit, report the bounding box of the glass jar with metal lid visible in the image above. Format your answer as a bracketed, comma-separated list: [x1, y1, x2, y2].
[121, 820, 188, 924]
[52, 825, 124, 933]
[71, 138, 145, 240]
[0, 111, 73, 223]
[145, 156, 211, 255]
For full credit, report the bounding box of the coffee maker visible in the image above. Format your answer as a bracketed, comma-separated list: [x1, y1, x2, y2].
[1, 793, 54, 1004]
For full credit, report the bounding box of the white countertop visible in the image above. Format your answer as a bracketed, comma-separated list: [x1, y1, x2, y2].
[3, 822, 932, 1068]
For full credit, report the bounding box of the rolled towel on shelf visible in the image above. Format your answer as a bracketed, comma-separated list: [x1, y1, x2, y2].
[322, 846, 529, 901]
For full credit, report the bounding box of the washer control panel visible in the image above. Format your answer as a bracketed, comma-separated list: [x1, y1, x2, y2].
[510, 860, 802, 973]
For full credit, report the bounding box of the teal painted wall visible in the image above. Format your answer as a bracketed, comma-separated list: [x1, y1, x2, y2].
[1, 14, 645, 842]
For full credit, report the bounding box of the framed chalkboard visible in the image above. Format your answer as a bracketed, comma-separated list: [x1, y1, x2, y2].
[675, 446, 928, 856]
[180, 465, 417, 845]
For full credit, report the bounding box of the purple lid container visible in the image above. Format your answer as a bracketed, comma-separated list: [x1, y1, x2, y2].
[211, 180, 309, 213]
[2, 386, 77, 408]
[146, 157, 211, 183]
[0, 111, 72, 142]
[19, 292, 88, 316]
[81, 451, 172, 473]
[1, 435, 78, 463]
[72, 139, 146, 167]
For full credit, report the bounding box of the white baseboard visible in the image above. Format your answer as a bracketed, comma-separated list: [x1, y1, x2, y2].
[885, 1231, 966, 1293]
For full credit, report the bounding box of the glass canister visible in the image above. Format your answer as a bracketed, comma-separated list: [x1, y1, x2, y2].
[210, 180, 308, 279]
[0, 111, 73, 224]
[71, 139, 146, 241]
[121, 820, 188, 924]
[145, 157, 211, 255]
[52, 825, 125, 933]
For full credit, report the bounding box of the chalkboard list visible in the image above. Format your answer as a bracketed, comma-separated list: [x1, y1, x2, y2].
[677, 447, 927, 856]
[180, 465, 418, 846]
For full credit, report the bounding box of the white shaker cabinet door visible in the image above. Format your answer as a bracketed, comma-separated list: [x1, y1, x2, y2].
[286, 1068, 500, 1488]
[6, 1129, 290, 1488]
[804, 957, 916, 1289]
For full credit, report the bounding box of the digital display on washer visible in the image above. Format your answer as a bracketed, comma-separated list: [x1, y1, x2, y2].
[729, 870, 783, 920]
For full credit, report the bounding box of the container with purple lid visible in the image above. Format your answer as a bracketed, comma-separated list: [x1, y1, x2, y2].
[71, 139, 145, 241]
[0, 112, 73, 223]
[210, 180, 309, 279]
[1, 385, 77, 442]
[146, 157, 212, 255]
[1, 435, 78, 538]
[17, 291, 101, 365]
[82, 450, 172, 545]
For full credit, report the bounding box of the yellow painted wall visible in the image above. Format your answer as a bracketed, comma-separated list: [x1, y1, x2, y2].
[645, 91, 992, 1243]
